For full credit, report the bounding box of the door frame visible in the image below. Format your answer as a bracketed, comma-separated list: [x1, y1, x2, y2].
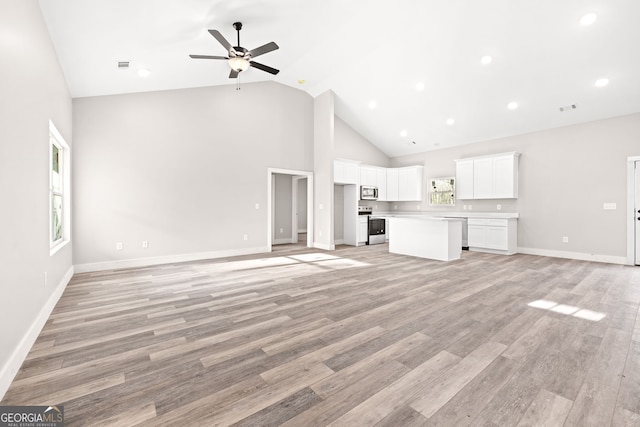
[268, 168, 313, 250]
[627, 156, 640, 265]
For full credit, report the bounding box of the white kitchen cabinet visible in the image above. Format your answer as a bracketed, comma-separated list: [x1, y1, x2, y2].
[467, 218, 517, 254]
[334, 159, 359, 184]
[455, 159, 474, 199]
[455, 152, 519, 199]
[376, 168, 387, 201]
[386, 168, 399, 201]
[360, 166, 378, 187]
[358, 216, 369, 245]
[397, 166, 424, 201]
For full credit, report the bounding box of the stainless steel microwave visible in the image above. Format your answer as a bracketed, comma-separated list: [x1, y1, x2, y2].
[360, 185, 378, 200]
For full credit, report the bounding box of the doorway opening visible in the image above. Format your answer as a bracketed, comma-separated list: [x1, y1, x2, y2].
[268, 168, 313, 251]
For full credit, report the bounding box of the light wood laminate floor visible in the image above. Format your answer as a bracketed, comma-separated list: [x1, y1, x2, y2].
[3, 243, 640, 426]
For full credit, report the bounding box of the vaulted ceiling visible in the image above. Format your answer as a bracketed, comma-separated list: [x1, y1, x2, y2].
[38, 0, 640, 157]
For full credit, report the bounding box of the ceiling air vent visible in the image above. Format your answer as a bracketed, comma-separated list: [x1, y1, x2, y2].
[117, 61, 130, 69]
[559, 104, 577, 112]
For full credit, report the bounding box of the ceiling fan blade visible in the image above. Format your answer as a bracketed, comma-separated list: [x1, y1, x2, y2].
[248, 42, 279, 59]
[208, 29, 233, 52]
[189, 54, 229, 60]
[250, 61, 279, 75]
[229, 69, 239, 79]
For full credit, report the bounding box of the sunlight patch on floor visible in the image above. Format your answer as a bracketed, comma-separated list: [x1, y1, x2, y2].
[527, 299, 606, 321]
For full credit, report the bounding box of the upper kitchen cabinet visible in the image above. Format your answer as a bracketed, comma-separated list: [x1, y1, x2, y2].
[360, 165, 378, 186]
[334, 159, 360, 184]
[376, 168, 387, 201]
[455, 152, 519, 199]
[386, 168, 399, 201]
[394, 166, 424, 201]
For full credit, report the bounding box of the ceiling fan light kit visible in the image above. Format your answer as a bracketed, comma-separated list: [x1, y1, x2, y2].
[189, 21, 279, 81]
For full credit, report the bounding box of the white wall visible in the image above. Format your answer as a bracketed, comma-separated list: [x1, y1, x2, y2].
[273, 174, 293, 244]
[297, 178, 307, 232]
[73, 82, 313, 269]
[391, 113, 640, 262]
[313, 90, 335, 250]
[0, 0, 73, 398]
[335, 116, 390, 167]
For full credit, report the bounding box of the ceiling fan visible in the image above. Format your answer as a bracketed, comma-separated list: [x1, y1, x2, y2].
[190, 22, 279, 78]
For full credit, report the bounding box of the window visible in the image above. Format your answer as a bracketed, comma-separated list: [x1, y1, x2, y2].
[49, 120, 70, 253]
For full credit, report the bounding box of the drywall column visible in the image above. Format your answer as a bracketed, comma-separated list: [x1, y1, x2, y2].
[313, 90, 335, 250]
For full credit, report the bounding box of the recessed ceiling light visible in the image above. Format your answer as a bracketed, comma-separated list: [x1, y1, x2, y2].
[580, 12, 598, 26]
[507, 101, 519, 110]
[368, 100, 377, 110]
[416, 82, 425, 91]
[137, 68, 150, 78]
[400, 130, 408, 137]
[297, 79, 305, 84]
[480, 55, 493, 65]
[594, 77, 609, 87]
[445, 118, 455, 126]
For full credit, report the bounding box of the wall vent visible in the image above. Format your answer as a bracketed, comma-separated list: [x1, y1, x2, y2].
[117, 61, 130, 69]
[559, 104, 577, 112]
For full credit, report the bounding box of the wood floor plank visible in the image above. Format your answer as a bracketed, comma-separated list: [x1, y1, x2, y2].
[409, 341, 507, 419]
[515, 388, 573, 427]
[327, 351, 461, 426]
[564, 327, 631, 427]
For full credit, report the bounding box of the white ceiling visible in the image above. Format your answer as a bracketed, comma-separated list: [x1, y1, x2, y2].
[38, 0, 640, 157]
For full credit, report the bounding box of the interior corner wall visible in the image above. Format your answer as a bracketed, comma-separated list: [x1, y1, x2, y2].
[72, 81, 313, 270]
[390, 113, 640, 261]
[273, 174, 293, 244]
[313, 90, 336, 250]
[334, 116, 390, 167]
[0, 0, 73, 398]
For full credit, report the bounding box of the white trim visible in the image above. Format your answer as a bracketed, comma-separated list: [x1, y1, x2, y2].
[518, 247, 628, 265]
[267, 168, 314, 250]
[74, 246, 269, 273]
[627, 156, 640, 265]
[314, 242, 335, 251]
[273, 238, 293, 245]
[0, 265, 73, 401]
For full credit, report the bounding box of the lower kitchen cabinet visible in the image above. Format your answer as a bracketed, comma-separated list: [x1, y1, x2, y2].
[358, 216, 368, 245]
[467, 218, 517, 255]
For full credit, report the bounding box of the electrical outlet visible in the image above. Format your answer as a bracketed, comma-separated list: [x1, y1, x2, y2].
[497, 204, 502, 210]
[463, 205, 467, 210]
[279, 228, 283, 233]
[468, 205, 473, 210]
[416, 205, 421, 210]
[562, 236, 569, 243]
[394, 205, 398, 210]
[319, 230, 323, 237]
[116, 242, 123, 251]
[142, 241, 149, 248]
[243, 234, 248, 241]
[255, 203, 260, 210]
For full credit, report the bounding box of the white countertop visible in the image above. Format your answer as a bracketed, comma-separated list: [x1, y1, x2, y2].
[373, 211, 519, 219]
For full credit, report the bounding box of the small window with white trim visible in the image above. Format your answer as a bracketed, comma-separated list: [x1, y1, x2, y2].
[50, 120, 70, 253]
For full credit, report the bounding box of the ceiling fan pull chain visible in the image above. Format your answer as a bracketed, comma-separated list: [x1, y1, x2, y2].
[236, 75, 241, 91]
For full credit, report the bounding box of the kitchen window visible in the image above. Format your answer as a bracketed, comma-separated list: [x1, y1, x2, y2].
[50, 120, 70, 253]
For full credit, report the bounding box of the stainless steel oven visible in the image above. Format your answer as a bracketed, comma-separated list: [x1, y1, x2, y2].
[368, 217, 386, 245]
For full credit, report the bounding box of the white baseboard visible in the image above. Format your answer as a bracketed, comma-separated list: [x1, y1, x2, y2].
[74, 246, 270, 273]
[273, 238, 293, 245]
[314, 242, 335, 251]
[517, 247, 629, 265]
[0, 265, 74, 401]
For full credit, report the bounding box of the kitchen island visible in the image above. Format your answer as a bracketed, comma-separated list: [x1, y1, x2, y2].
[388, 216, 464, 261]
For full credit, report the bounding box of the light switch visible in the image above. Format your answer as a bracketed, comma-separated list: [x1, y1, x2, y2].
[603, 203, 617, 210]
